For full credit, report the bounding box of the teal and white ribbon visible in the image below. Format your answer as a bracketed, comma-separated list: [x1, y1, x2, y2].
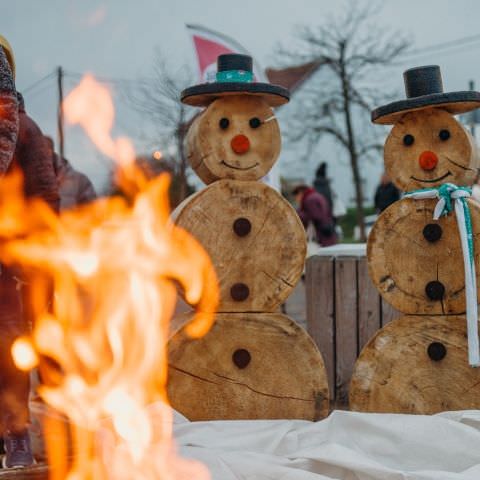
[405, 183, 480, 367]
[216, 70, 253, 83]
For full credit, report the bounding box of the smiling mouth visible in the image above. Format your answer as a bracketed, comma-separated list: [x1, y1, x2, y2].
[410, 171, 452, 183]
[221, 160, 259, 171]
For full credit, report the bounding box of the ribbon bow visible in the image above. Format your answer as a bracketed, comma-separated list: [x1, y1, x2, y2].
[404, 183, 479, 366]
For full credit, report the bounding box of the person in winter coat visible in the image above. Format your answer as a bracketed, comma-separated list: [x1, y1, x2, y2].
[0, 40, 58, 468]
[44, 136, 96, 210]
[374, 172, 400, 213]
[293, 184, 337, 247]
[313, 162, 333, 210]
[12, 93, 60, 212]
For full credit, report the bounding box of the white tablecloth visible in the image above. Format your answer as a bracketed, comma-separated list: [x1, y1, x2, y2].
[174, 409, 480, 479]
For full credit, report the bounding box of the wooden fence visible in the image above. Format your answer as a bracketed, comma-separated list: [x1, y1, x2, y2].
[305, 245, 400, 406]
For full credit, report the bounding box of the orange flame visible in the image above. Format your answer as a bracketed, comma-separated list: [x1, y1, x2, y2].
[0, 75, 218, 479]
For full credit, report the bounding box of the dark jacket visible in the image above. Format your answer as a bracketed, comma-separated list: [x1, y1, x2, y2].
[0, 51, 23, 329]
[0, 91, 17, 175]
[11, 97, 60, 212]
[374, 181, 400, 213]
[298, 188, 337, 246]
[53, 153, 96, 210]
[313, 176, 333, 210]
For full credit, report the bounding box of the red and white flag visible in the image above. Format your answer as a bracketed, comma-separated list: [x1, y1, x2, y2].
[186, 24, 267, 83]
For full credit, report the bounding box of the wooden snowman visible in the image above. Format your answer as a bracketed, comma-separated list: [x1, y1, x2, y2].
[167, 54, 329, 421]
[350, 65, 480, 414]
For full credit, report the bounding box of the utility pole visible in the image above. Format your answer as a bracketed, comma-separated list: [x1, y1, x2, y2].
[469, 80, 476, 137]
[57, 66, 65, 160]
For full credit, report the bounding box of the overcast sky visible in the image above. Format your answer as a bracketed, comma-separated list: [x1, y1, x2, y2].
[3, 0, 480, 193]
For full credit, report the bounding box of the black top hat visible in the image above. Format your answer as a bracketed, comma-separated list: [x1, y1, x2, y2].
[372, 65, 480, 124]
[181, 53, 290, 107]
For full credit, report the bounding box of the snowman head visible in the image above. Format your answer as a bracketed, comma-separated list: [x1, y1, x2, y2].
[384, 108, 478, 191]
[181, 53, 289, 184]
[186, 95, 281, 184]
[372, 65, 480, 190]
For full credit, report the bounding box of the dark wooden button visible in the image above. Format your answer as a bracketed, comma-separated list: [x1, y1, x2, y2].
[230, 283, 249, 301]
[232, 348, 251, 369]
[423, 223, 442, 242]
[427, 342, 447, 361]
[233, 218, 251, 237]
[425, 280, 445, 300]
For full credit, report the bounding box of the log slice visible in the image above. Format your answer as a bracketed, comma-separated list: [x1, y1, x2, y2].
[350, 314, 480, 414]
[173, 180, 306, 312]
[168, 313, 329, 420]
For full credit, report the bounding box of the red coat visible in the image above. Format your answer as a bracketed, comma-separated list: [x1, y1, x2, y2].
[298, 188, 337, 246]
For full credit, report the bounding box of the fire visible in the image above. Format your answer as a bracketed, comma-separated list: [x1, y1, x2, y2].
[0, 75, 218, 478]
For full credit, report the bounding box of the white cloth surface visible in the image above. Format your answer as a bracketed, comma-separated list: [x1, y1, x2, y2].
[173, 410, 480, 480]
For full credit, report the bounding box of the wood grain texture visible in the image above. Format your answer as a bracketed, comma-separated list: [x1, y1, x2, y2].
[383, 109, 478, 191]
[334, 257, 358, 405]
[350, 314, 480, 414]
[306, 255, 335, 399]
[368, 197, 480, 315]
[168, 312, 329, 421]
[186, 95, 281, 184]
[173, 180, 306, 312]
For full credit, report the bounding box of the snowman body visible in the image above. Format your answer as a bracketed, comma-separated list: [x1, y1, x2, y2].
[168, 88, 329, 421]
[350, 106, 480, 414]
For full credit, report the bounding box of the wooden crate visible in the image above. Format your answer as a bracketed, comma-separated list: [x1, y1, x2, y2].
[305, 245, 400, 407]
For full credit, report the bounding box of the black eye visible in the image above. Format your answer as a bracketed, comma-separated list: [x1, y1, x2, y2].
[219, 118, 229, 130]
[249, 117, 261, 129]
[403, 134, 414, 146]
[439, 129, 450, 141]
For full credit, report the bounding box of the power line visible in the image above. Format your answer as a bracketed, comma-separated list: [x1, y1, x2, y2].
[26, 33, 480, 100]
[64, 70, 150, 86]
[401, 34, 480, 59]
[400, 42, 480, 63]
[20, 71, 56, 94]
[23, 81, 55, 100]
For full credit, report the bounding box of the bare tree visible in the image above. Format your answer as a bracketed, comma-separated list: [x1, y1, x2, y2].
[128, 49, 194, 202]
[278, 2, 410, 240]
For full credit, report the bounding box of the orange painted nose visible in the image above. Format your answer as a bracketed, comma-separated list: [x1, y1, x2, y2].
[419, 151, 438, 171]
[231, 134, 250, 154]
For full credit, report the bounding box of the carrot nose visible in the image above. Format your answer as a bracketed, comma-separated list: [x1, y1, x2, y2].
[231, 134, 250, 154]
[419, 151, 438, 171]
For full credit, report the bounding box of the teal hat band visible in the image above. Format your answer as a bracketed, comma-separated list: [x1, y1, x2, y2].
[216, 70, 253, 83]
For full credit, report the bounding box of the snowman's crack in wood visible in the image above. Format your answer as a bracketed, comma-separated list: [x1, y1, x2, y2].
[390, 230, 424, 250]
[210, 371, 314, 403]
[194, 155, 208, 173]
[462, 378, 480, 394]
[169, 364, 220, 386]
[445, 155, 476, 172]
[168, 313, 329, 420]
[260, 269, 295, 288]
[246, 204, 276, 246]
